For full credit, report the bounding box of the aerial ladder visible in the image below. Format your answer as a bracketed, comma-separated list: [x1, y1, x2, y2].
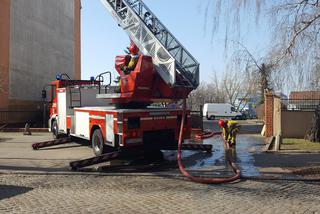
[100, 0, 199, 99]
[101, 0, 199, 89]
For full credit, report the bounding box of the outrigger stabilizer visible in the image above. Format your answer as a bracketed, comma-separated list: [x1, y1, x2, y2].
[32, 138, 212, 170]
[32, 137, 72, 150]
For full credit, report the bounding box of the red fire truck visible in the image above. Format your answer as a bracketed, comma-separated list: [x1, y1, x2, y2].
[47, 0, 200, 156]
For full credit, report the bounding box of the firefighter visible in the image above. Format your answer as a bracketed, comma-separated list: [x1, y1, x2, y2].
[120, 43, 140, 74]
[218, 119, 241, 148]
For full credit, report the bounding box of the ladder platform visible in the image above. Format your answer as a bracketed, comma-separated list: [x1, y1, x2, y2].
[101, 0, 199, 89]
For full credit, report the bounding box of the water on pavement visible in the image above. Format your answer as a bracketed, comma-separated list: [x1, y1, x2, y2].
[162, 134, 263, 177]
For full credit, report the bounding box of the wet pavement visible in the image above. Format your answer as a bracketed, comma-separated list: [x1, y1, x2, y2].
[161, 134, 263, 178]
[2, 132, 320, 213]
[1, 132, 320, 180]
[203, 119, 263, 134]
[87, 134, 264, 178]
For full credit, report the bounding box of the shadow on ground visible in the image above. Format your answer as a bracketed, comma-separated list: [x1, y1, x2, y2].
[0, 138, 13, 143]
[0, 185, 33, 200]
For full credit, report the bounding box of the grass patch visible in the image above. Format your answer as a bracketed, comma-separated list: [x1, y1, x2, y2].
[282, 138, 320, 151]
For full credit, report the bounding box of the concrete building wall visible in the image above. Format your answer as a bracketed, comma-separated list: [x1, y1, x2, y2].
[0, 0, 10, 109]
[0, 0, 81, 124]
[9, 0, 76, 101]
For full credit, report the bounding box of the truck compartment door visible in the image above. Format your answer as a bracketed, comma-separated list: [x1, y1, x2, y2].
[57, 91, 67, 132]
[105, 114, 115, 146]
[75, 112, 90, 139]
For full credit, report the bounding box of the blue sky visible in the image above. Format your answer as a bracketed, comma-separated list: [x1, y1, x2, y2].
[81, 0, 271, 83]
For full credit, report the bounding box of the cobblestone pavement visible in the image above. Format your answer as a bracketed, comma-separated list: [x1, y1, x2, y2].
[1, 174, 320, 214]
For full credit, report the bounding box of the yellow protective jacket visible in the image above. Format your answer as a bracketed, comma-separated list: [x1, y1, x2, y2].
[127, 54, 139, 70]
[120, 54, 139, 74]
[222, 120, 241, 145]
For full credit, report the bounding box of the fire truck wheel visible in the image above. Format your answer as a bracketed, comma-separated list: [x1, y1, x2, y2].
[92, 129, 106, 156]
[52, 120, 60, 139]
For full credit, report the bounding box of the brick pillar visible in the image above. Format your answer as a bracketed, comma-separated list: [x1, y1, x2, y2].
[265, 92, 274, 137]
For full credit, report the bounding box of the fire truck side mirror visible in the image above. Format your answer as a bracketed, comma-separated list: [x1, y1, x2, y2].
[41, 90, 47, 99]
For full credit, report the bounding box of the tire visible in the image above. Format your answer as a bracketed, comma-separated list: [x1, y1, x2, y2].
[235, 116, 241, 120]
[51, 120, 60, 139]
[209, 115, 215, 120]
[91, 129, 107, 156]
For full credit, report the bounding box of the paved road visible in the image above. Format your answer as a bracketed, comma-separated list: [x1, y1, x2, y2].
[0, 132, 264, 177]
[0, 132, 93, 172]
[1, 132, 320, 213]
[1, 174, 320, 214]
[203, 119, 263, 134]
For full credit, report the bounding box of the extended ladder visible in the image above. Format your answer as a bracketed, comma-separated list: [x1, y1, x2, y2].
[101, 0, 199, 89]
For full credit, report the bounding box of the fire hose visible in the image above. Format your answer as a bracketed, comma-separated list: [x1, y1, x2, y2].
[194, 130, 221, 140]
[177, 99, 241, 184]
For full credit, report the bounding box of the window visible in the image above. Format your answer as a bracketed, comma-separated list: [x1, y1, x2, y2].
[51, 85, 56, 103]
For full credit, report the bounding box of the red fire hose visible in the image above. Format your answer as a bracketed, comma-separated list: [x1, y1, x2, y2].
[177, 99, 241, 184]
[194, 130, 222, 140]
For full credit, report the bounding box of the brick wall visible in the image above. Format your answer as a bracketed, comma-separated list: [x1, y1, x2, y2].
[264, 92, 274, 137]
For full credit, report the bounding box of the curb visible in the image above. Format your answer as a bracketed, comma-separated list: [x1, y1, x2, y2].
[1, 128, 49, 132]
[265, 150, 320, 154]
[0, 169, 183, 178]
[1, 169, 319, 182]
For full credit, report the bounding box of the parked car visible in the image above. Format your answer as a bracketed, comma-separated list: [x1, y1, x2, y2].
[241, 109, 257, 119]
[203, 103, 244, 120]
[287, 104, 300, 111]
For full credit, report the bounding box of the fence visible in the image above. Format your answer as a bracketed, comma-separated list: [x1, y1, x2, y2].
[281, 99, 320, 111]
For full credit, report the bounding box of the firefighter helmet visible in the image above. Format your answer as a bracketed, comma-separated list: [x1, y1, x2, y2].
[129, 43, 139, 55]
[218, 119, 227, 128]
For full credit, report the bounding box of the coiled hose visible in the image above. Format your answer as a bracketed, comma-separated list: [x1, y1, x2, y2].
[177, 99, 241, 184]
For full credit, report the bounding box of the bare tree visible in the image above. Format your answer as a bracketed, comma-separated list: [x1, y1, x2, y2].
[188, 80, 225, 111]
[201, 0, 264, 44]
[188, 64, 259, 112]
[309, 62, 320, 90]
[225, 41, 273, 104]
[202, 0, 320, 141]
[305, 106, 320, 142]
[204, 0, 320, 91]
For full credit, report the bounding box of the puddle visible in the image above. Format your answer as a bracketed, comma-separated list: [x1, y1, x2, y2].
[163, 135, 263, 177]
[84, 134, 264, 177]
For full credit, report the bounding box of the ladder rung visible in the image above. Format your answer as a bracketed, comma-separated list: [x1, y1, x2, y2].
[168, 45, 180, 52]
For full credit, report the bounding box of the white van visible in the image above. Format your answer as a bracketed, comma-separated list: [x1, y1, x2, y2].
[203, 103, 243, 120]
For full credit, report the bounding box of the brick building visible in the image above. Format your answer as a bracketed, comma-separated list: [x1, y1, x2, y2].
[289, 91, 320, 100]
